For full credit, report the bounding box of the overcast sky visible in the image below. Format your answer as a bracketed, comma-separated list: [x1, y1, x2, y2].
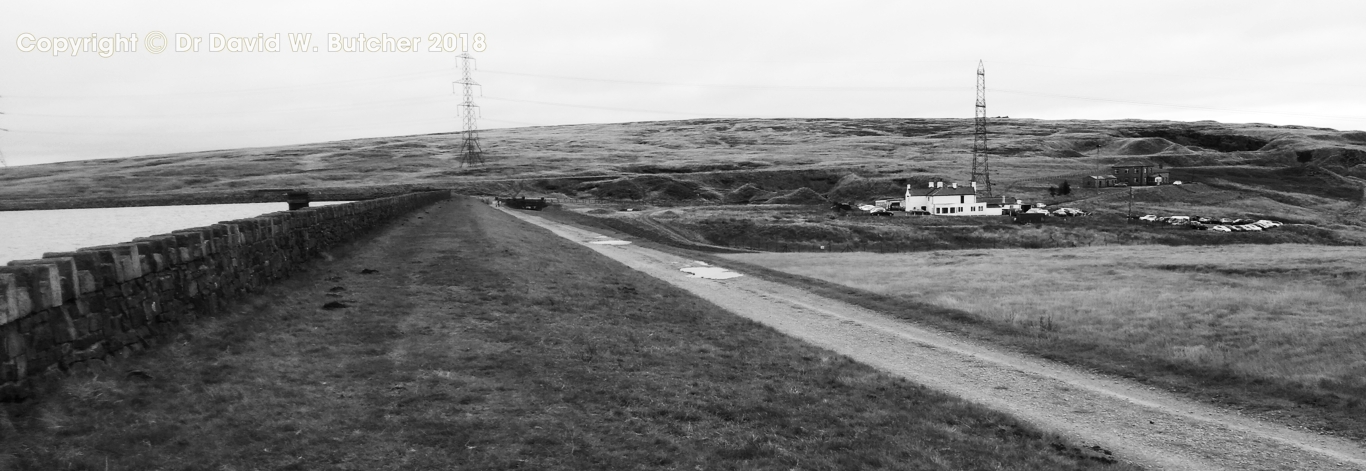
[2, 0, 1363, 166]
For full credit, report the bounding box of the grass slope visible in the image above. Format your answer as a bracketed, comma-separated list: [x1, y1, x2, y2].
[0, 197, 1131, 470]
[2, 118, 1362, 209]
[699, 248, 1366, 443]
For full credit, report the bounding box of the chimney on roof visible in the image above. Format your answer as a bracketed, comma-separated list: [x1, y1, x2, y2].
[951, 182, 958, 189]
[971, 181, 977, 189]
[928, 181, 935, 189]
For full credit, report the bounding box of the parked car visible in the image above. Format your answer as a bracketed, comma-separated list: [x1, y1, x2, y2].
[1210, 225, 1232, 232]
[1139, 215, 1158, 222]
[1219, 218, 1239, 224]
[1167, 216, 1191, 225]
[1241, 224, 1262, 231]
[1256, 220, 1282, 228]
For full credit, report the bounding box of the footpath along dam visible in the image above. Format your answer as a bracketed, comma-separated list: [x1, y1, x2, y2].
[0, 191, 450, 398]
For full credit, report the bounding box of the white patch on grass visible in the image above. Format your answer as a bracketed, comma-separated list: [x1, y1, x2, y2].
[681, 266, 743, 280]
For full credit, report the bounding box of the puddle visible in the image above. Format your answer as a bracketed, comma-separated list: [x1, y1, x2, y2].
[680, 266, 743, 280]
[590, 240, 632, 245]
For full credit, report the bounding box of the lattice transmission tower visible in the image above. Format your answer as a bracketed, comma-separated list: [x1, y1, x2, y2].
[970, 60, 993, 197]
[453, 53, 485, 166]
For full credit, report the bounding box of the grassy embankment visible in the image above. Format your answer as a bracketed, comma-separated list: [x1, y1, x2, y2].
[0, 198, 1132, 470]
[719, 245, 1366, 441]
[575, 204, 1362, 253]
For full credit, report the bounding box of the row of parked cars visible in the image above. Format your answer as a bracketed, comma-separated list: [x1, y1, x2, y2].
[1134, 215, 1283, 232]
[1021, 207, 1088, 217]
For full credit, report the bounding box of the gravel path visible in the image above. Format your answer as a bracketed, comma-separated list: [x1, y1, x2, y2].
[504, 208, 1366, 470]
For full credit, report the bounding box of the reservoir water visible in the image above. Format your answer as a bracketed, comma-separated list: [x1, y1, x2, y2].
[0, 202, 349, 264]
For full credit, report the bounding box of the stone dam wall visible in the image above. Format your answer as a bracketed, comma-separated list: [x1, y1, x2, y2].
[0, 191, 450, 398]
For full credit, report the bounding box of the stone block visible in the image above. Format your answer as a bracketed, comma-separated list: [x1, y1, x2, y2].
[42, 251, 108, 288]
[12, 355, 27, 380]
[11, 257, 80, 303]
[76, 271, 98, 294]
[2, 323, 23, 360]
[170, 230, 205, 261]
[130, 242, 153, 275]
[133, 235, 178, 270]
[31, 321, 53, 350]
[77, 245, 141, 283]
[50, 309, 77, 344]
[0, 273, 24, 324]
[0, 264, 62, 312]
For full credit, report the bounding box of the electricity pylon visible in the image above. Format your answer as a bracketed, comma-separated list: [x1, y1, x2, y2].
[453, 53, 485, 166]
[970, 60, 993, 197]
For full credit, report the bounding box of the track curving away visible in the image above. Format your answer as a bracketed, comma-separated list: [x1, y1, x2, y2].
[501, 207, 1366, 470]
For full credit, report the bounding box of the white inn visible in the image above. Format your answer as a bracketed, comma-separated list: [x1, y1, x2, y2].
[905, 180, 989, 215]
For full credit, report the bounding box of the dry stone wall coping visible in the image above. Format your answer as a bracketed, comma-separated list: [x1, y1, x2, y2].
[0, 191, 450, 398]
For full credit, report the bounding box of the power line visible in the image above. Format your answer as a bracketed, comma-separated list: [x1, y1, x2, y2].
[4, 116, 452, 137]
[481, 69, 965, 92]
[993, 60, 1366, 91]
[485, 68, 1366, 123]
[5, 96, 443, 119]
[482, 96, 758, 119]
[993, 88, 1366, 122]
[481, 117, 546, 127]
[0, 95, 7, 168]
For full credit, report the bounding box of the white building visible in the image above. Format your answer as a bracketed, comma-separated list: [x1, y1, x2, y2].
[977, 195, 1025, 214]
[905, 180, 990, 215]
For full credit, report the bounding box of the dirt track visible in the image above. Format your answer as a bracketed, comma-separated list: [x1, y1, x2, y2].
[502, 207, 1366, 470]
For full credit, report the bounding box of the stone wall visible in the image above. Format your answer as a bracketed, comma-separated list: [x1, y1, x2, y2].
[0, 191, 449, 398]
